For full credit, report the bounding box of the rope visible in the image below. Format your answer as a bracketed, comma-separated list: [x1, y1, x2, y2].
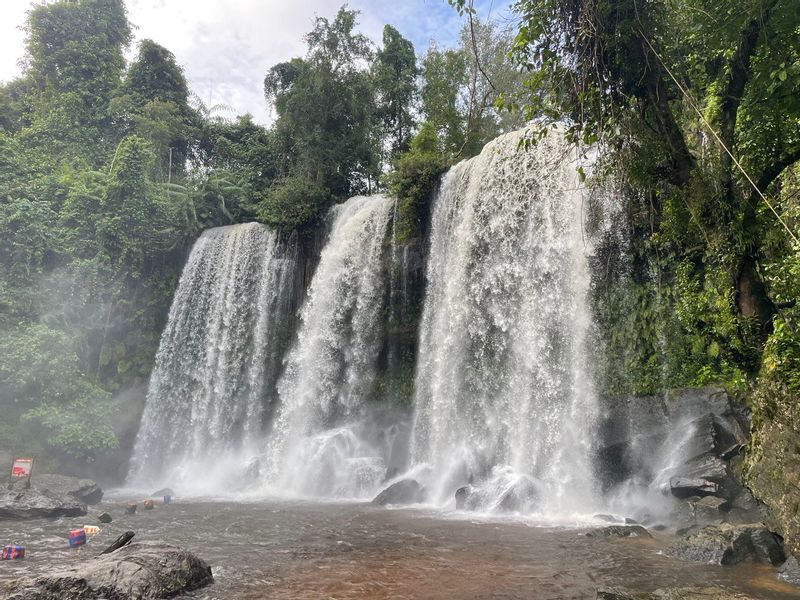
[637, 29, 799, 246]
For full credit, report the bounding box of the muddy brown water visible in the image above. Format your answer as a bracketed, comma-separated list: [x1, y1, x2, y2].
[0, 499, 798, 599]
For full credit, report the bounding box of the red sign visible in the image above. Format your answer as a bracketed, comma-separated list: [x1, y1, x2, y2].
[10, 458, 33, 478]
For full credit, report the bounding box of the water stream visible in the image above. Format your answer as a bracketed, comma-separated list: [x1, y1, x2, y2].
[410, 129, 600, 514]
[127, 223, 296, 494]
[261, 195, 395, 499]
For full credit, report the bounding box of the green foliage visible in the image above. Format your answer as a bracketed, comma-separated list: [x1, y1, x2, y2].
[385, 123, 448, 242]
[195, 115, 276, 198]
[0, 324, 117, 457]
[114, 39, 194, 177]
[257, 175, 331, 230]
[373, 25, 418, 158]
[761, 319, 800, 393]
[420, 19, 525, 159]
[264, 7, 378, 204]
[498, 0, 800, 398]
[25, 0, 131, 152]
[421, 45, 467, 155]
[122, 39, 190, 111]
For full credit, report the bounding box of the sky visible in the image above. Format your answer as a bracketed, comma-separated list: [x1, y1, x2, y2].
[0, 0, 514, 124]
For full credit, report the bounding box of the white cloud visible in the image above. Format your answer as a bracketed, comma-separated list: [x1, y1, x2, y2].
[0, 0, 511, 124]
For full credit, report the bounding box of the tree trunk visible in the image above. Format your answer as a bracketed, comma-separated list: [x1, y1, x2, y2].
[735, 253, 775, 337]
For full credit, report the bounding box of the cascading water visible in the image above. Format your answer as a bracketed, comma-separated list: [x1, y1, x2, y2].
[127, 222, 296, 494]
[261, 195, 397, 499]
[409, 128, 601, 515]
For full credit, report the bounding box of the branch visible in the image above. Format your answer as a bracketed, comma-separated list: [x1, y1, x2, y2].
[720, 0, 779, 150]
[632, 1, 695, 186]
[755, 144, 800, 196]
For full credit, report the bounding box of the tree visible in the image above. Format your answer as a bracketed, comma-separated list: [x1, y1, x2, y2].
[122, 40, 190, 111]
[24, 0, 131, 141]
[262, 6, 379, 224]
[505, 0, 800, 349]
[0, 323, 116, 458]
[458, 19, 527, 155]
[420, 44, 467, 156]
[373, 25, 418, 159]
[114, 39, 193, 179]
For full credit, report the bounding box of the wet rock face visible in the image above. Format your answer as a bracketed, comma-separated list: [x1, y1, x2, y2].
[665, 524, 786, 566]
[372, 479, 424, 506]
[744, 380, 800, 561]
[7, 542, 213, 599]
[28, 474, 103, 505]
[596, 386, 747, 497]
[0, 474, 105, 519]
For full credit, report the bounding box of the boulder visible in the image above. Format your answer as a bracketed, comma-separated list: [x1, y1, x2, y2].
[2, 474, 103, 517]
[594, 514, 621, 523]
[7, 542, 213, 599]
[494, 476, 539, 513]
[151, 487, 174, 498]
[455, 485, 473, 510]
[98, 512, 113, 523]
[33, 474, 103, 505]
[668, 477, 718, 498]
[778, 555, 800, 586]
[372, 479, 424, 506]
[665, 524, 786, 566]
[596, 386, 748, 500]
[691, 496, 726, 526]
[724, 489, 766, 525]
[675, 453, 732, 491]
[0, 488, 86, 519]
[586, 525, 652, 539]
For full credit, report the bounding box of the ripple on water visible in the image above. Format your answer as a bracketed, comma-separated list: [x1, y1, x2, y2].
[0, 499, 798, 600]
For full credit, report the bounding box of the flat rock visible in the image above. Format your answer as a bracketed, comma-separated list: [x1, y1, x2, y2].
[32, 474, 104, 505]
[7, 542, 213, 599]
[372, 479, 424, 506]
[665, 524, 786, 566]
[586, 525, 652, 539]
[669, 477, 718, 499]
[691, 496, 726, 526]
[0, 488, 86, 519]
[0, 474, 103, 519]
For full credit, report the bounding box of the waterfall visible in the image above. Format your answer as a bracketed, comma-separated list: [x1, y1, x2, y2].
[127, 222, 296, 493]
[261, 195, 396, 499]
[410, 128, 601, 514]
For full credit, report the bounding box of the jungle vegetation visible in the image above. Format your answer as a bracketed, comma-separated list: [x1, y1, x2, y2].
[1, 0, 799, 489]
[0, 0, 523, 464]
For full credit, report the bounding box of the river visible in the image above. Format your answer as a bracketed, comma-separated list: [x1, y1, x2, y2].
[1, 497, 798, 599]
